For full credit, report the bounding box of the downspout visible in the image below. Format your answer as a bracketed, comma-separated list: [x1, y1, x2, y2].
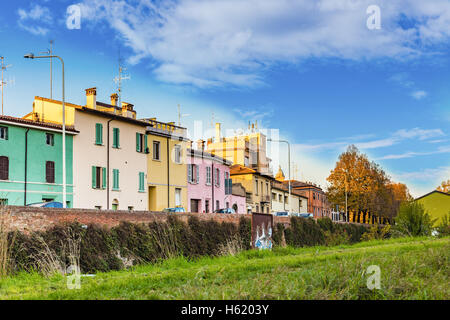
[167, 137, 170, 207]
[107, 117, 115, 210]
[211, 162, 214, 212]
[24, 128, 30, 206]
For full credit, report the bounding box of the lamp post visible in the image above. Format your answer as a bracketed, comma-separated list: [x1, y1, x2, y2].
[24, 53, 66, 208]
[268, 139, 291, 213]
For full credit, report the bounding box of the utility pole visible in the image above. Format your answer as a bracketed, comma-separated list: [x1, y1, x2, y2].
[1, 57, 12, 116]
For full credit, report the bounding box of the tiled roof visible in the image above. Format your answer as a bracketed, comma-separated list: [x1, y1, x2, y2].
[187, 148, 231, 165]
[0, 115, 78, 133]
[230, 164, 256, 175]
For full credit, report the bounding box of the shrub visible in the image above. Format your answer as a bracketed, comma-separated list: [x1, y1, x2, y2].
[393, 202, 435, 237]
[435, 212, 450, 237]
[361, 224, 391, 241]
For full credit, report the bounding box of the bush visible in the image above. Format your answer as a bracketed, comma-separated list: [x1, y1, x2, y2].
[435, 212, 450, 237]
[393, 202, 435, 237]
[361, 224, 391, 241]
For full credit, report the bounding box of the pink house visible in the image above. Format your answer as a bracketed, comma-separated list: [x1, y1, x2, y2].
[187, 148, 246, 213]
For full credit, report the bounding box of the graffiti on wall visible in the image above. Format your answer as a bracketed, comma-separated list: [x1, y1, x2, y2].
[251, 213, 273, 250]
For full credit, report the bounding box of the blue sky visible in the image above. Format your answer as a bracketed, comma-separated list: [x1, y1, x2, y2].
[0, 0, 449, 197]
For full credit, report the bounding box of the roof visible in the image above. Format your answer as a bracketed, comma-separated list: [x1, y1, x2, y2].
[283, 179, 324, 191]
[187, 148, 231, 165]
[230, 164, 257, 175]
[415, 190, 450, 201]
[0, 115, 78, 133]
[271, 180, 309, 199]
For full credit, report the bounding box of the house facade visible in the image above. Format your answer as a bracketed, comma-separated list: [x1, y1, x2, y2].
[0, 116, 76, 206]
[186, 147, 233, 213]
[415, 190, 450, 226]
[23, 88, 149, 210]
[271, 180, 308, 214]
[143, 118, 189, 211]
[230, 164, 272, 214]
[286, 180, 331, 218]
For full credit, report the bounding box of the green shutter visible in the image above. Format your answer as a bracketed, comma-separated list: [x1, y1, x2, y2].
[225, 178, 228, 194]
[95, 123, 103, 145]
[92, 166, 96, 188]
[113, 128, 120, 148]
[113, 169, 119, 190]
[139, 172, 145, 191]
[136, 133, 141, 152]
[102, 167, 107, 189]
[144, 134, 148, 153]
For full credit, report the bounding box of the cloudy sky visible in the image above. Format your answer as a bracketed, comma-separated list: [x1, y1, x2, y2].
[1, 0, 449, 197]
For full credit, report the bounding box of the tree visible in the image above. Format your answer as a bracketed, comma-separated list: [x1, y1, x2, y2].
[436, 179, 450, 193]
[326, 145, 410, 222]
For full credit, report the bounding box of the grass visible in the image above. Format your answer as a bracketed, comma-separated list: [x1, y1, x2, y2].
[0, 236, 448, 300]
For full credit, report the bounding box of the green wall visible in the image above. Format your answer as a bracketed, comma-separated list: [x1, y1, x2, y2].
[0, 122, 74, 206]
[416, 191, 450, 226]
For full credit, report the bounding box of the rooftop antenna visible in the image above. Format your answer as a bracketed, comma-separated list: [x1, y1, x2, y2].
[293, 162, 299, 180]
[177, 104, 190, 126]
[1, 56, 12, 116]
[113, 49, 130, 114]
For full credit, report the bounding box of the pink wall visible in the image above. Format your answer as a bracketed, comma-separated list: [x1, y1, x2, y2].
[187, 151, 244, 213]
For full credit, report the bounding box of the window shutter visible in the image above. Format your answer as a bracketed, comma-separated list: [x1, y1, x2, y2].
[196, 165, 199, 184]
[136, 133, 141, 152]
[0, 156, 9, 180]
[144, 134, 148, 153]
[188, 164, 192, 183]
[5, 128, 8, 140]
[102, 167, 107, 189]
[224, 178, 228, 194]
[92, 166, 96, 188]
[95, 123, 103, 145]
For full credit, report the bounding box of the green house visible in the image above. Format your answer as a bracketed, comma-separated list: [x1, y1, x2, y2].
[0, 116, 77, 207]
[415, 190, 450, 226]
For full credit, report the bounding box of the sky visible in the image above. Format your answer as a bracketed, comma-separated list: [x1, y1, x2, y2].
[0, 0, 449, 197]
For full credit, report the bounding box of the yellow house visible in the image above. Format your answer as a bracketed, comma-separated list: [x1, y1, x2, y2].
[206, 122, 272, 175]
[416, 190, 450, 226]
[230, 164, 272, 214]
[141, 118, 189, 211]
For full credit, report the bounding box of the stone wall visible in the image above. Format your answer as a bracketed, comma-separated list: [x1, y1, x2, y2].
[2, 206, 291, 233]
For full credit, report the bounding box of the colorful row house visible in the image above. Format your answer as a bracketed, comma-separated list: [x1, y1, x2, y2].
[0, 116, 76, 206]
[186, 141, 246, 213]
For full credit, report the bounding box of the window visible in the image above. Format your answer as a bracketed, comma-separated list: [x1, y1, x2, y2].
[255, 180, 258, 195]
[46, 133, 54, 146]
[226, 202, 229, 209]
[224, 172, 232, 195]
[216, 200, 220, 210]
[174, 145, 181, 164]
[139, 172, 145, 192]
[0, 156, 8, 180]
[153, 141, 160, 160]
[136, 133, 148, 153]
[284, 195, 289, 204]
[272, 193, 276, 200]
[95, 123, 103, 145]
[205, 200, 210, 213]
[128, 206, 134, 211]
[95, 206, 102, 210]
[175, 188, 181, 206]
[214, 168, 220, 186]
[188, 164, 199, 184]
[0, 126, 8, 140]
[112, 169, 120, 190]
[206, 166, 211, 185]
[92, 166, 106, 189]
[313, 193, 316, 200]
[45, 161, 55, 183]
[0, 199, 8, 206]
[278, 194, 282, 202]
[112, 128, 120, 148]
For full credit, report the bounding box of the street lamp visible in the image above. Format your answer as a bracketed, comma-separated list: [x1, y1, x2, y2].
[24, 53, 67, 208]
[267, 139, 291, 213]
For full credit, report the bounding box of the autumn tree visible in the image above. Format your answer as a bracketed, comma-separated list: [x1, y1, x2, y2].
[437, 179, 450, 193]
[326, 145, 409, 223]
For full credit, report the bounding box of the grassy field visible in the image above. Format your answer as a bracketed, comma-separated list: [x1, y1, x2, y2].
[0, 236, 448, 300]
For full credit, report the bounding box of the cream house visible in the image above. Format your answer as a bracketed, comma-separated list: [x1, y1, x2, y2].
[24, 88, 149, 210]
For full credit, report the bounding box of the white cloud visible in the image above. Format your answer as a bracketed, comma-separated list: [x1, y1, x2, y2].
[17, 4, 52, 36]
[411, 90, 428, 100]
[377, 145, 450, 160]
[391, 166, 450, 197]
[394, 128, 445, 140]
[77, 0, 450, 87]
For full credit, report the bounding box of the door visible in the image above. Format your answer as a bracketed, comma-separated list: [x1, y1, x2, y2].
[190, 199, 199, 213]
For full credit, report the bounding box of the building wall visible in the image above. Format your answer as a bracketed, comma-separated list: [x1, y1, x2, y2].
[230, 173, 272, 214]
[295, 187, 330, 218]
[146, 134, 188, 211]
[270, 188, 308, 214]
[230, 194, 246, 214]
[187, 154, 231, 213]
[0, 121, 74, 206]
[416, 191, 450, 226]
[72, 111, 148, 210]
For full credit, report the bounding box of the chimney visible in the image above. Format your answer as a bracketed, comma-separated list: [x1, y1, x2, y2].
[197, 139, 205, 151]
[110, 93, 118, 106]
[85, 87, 97, 109]
[215, 122, 221, 142]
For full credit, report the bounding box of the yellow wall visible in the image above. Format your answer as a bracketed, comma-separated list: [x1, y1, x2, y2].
[147, 134, 188, 211]
[24, 97, 79, 126]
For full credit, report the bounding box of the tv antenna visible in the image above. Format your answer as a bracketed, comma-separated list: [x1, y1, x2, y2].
[113, 51, 130, 113]
[177, 104, 190, 126]
[1, 56, 13, 116]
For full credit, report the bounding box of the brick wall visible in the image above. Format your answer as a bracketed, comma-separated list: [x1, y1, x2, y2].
[2, 206, 291, 233]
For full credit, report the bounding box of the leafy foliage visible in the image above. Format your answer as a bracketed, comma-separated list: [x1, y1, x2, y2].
[393, 202, 435, 237]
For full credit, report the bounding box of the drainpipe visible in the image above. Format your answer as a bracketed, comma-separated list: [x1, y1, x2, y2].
[24, 128, 30, 206]
[107, 117, 115, 210]
[167, 137, 170, 207]
[211, 162, 214, 212]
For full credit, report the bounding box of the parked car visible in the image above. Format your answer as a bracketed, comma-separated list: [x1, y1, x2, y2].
[275, 211, 289, 217]
[298, 213, 314, 218]
[162, 207, 186, 213]
[214, 208, 236, 214]
[27, 201, 63, 208]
